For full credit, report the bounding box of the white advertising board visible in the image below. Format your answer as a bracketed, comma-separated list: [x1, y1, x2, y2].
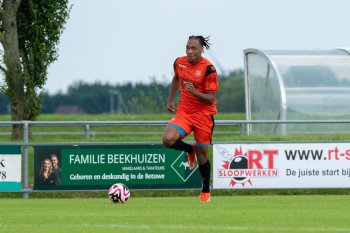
[213, 143, 350, 189]
[0, 146, 22, 191]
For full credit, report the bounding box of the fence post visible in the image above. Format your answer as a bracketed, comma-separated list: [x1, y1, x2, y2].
[85, 125, 90, 140]
[240, 123, 245, 135]
[23, 122, 29, 199]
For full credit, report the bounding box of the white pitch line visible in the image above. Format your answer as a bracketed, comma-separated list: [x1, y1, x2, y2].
[0, 224, 350, 231]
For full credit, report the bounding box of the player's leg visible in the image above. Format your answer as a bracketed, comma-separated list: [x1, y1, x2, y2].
[162, 125, 196, 168]
[162, 125, 192, 152]
[162, 125, 182, 148]
[193, 115, 214, 202]
[195, 145, 211, 202]
[162, 113, 196, 168]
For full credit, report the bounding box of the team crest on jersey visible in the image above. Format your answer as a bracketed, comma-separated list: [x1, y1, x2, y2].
[195, 70, 201, 77]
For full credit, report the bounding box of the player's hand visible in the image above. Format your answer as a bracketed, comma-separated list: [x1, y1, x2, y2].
[184, 82, 195, 94]
[167, 101, 175, 113]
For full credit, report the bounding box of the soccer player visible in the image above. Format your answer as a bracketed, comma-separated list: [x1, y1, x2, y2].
[162, 35, 219, 202]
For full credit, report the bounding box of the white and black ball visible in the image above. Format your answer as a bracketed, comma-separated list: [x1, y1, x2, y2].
[108, 183, 130, 204]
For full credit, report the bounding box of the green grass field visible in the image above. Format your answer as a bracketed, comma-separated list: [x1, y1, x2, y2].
[1, 196, 350, 233]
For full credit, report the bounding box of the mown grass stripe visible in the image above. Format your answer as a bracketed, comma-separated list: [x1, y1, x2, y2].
[0, 224, 349, 231]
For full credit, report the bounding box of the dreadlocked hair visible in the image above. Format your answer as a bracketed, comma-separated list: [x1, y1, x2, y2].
[189, 35, 211, 50]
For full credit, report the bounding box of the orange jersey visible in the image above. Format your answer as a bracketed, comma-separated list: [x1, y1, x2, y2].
[173, 56, 219, 115]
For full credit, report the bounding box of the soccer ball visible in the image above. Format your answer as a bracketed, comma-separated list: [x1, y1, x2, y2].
[108, 183, 130, 203]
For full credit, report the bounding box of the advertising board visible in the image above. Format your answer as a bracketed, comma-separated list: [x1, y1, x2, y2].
[34, 145, 201, 190]
[0, 146, 21, 191]
[213, 143, 350, 189]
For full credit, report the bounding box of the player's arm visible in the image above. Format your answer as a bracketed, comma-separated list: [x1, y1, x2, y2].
[167, 75, 179, 112]
[185, 64, 218, 105]
[184, 82, 216, 105]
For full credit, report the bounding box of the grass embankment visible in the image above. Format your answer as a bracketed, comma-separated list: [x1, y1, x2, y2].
[1, 113, 350, 198]
[1, 196, 350, 233]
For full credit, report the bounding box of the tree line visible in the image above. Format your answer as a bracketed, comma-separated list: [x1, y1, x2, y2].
[0, 69, 245, 114]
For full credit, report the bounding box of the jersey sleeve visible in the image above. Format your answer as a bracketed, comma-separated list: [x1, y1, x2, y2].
[173, 57, 180, 77]
[204, 65, 219, 92]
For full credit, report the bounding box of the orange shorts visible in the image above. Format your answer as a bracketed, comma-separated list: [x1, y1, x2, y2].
[168, 111, 215, 146]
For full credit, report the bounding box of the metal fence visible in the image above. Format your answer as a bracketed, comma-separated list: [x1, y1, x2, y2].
[0, 131, 243, 138]
[1, 119, 350, 199]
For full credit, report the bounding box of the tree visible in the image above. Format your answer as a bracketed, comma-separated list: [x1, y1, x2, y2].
[0, 0, 71, 139]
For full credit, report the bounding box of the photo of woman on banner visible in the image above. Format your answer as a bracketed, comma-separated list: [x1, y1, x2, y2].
[38, 158, 54, 186]
[36, 149, 62, 187]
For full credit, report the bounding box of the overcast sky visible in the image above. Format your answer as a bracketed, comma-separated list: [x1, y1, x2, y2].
[45, 0, 350, 94]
